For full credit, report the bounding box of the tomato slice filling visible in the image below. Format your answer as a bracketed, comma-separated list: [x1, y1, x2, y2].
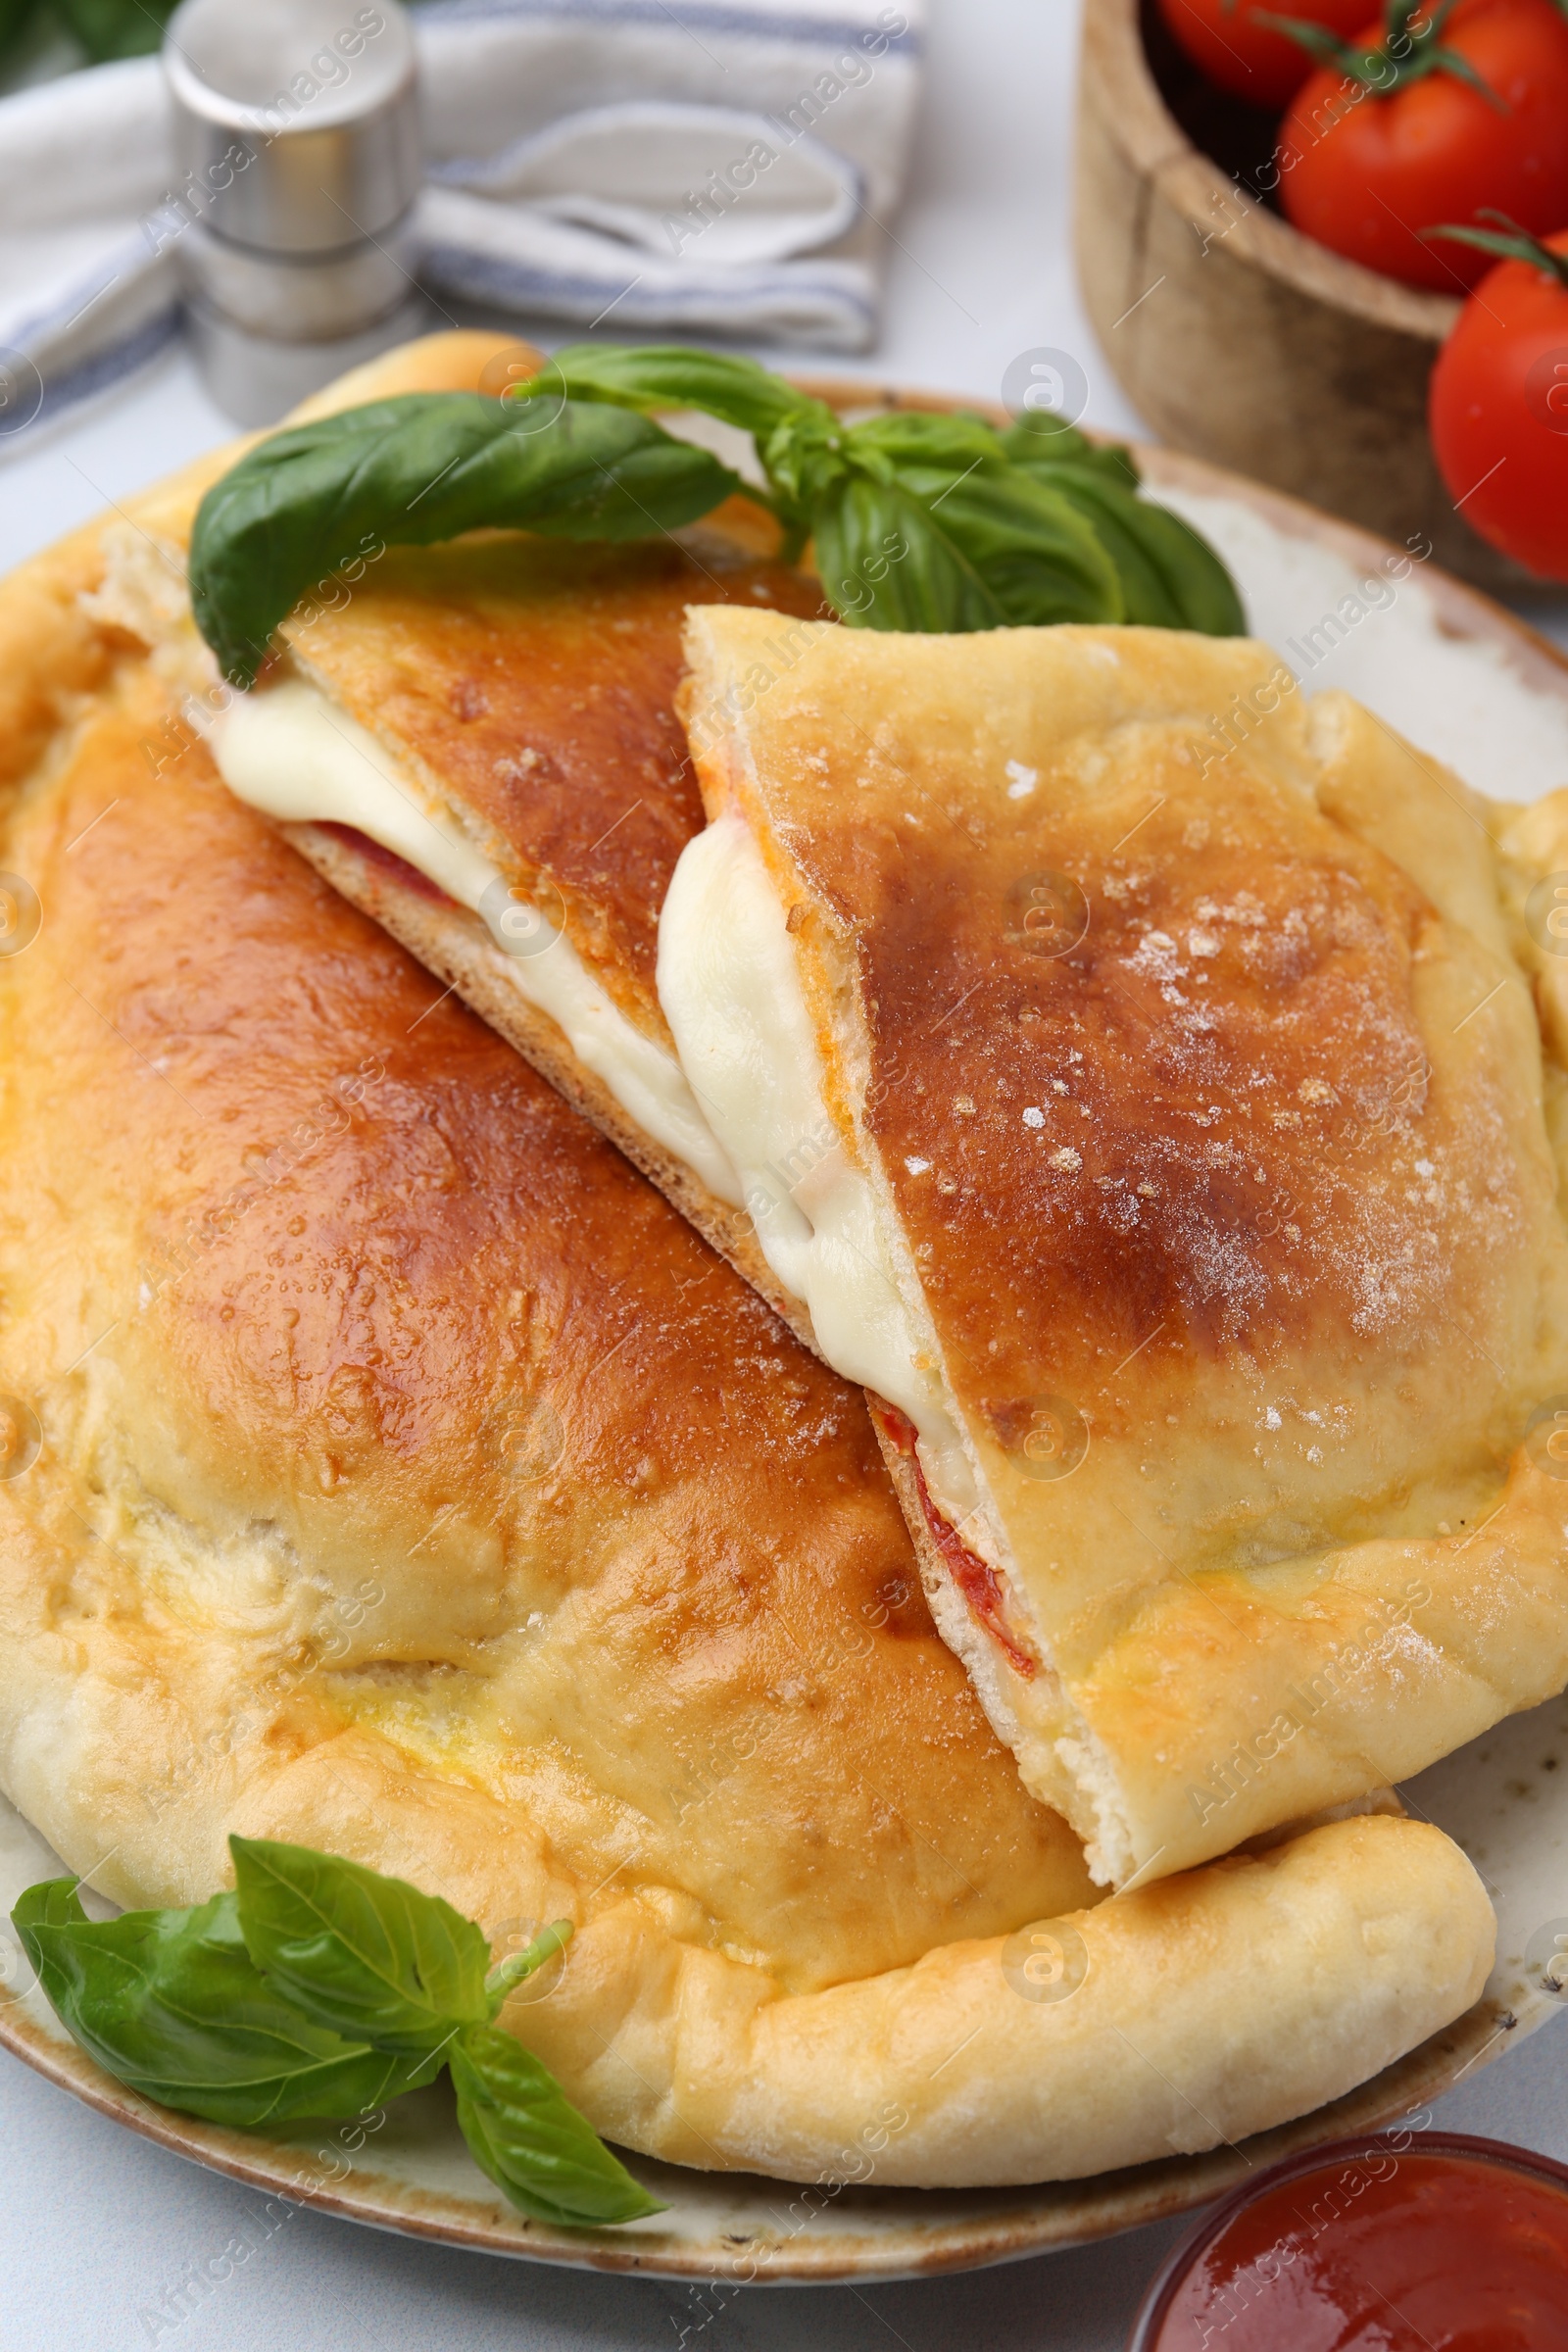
[317, 823, 456, 906]
[870, 1400, 1037, 1680]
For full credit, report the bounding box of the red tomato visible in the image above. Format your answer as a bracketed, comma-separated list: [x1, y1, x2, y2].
[1154, 0, 1373, 109]
[1276, 0, 1568, 292]
[1429, 228, 1568, 578]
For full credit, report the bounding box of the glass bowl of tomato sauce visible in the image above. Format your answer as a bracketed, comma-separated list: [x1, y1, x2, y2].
[1129, 2131, 1568, 2350]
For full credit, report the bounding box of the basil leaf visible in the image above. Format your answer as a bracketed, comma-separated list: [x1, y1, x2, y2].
[187, 340, 1247, 689]
[841, 465, 1124, 632]
[12, 1880, 434, 2126]
[13, 1877, 80, 1937]
[1003, 415, 1243, 631]
[451, 2023, 665, 2227]
[842, 409, 1009, 479]
[814, 475, 1003, 631]
[756, 406, 851, 534]
[928, 470, 1124, 626]
[523, 343, 817, 443]
[189, 394, 740, 687]
[1002, 415, 1142, 490]
[231, 1838, 488, 2054]
[1014, 463, 1246, 635]
[15, 1863, 662, 2227]
[815, 466, 1125, 634]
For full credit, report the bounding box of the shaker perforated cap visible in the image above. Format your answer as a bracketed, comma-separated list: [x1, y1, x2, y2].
[164, 0, 420, 255]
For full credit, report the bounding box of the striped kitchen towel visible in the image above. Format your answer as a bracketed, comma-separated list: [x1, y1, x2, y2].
[0, 0, 922, 449]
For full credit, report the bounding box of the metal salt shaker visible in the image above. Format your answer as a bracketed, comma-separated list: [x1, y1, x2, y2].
[162, 0, 427, 425]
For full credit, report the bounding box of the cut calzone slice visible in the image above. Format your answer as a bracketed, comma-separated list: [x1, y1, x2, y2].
[661, 608, 1568, 1889]
[0, 542, 1494, 2184]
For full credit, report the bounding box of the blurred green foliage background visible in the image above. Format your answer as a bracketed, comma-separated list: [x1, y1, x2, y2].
[1, 0, 179, 82]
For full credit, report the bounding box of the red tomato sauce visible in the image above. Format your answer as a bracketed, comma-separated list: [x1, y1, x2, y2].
[868, 1398, 1037, 1680]
[1147, 2146, 1568, 2350]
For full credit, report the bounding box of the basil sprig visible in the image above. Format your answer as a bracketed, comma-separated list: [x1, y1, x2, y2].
[532, 347, 1243, 633]
[13, 1839, 662, 2229]
[188, 344, 1245, 688]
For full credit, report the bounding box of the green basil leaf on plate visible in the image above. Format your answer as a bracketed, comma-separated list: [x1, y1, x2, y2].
[1002, 414, 1143, 490]
[841, 408, 1009, 481]
[12, 1879, 437, 2126]
[451, 2023, 666, 2227]
[1012, 462, 1247, 635]
[1116, 491, 1247, 636]
[14, 1853, 658, 2228]
[755, 405, 850, 536]
[1003, 417, 1245, 634]
[230, 1837, 489, 2054]
[189, 393, 741, 688]
[813, 475, 1000, 631]
[867, 466, 1125, 630]
[522, 342, 818, 443]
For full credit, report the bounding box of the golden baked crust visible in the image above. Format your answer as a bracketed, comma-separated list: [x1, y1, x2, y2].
[285, 533, 822, 1036]
[0, 387, 1496, 2178]
[277, 816, 809, 1348]
[680, 607, 1568, 1887]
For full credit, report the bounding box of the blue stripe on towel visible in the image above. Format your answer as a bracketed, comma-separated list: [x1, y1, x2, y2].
[25, 304, 181, 439]
[418, 241, 876, 332]
[416, 0, 922, 59]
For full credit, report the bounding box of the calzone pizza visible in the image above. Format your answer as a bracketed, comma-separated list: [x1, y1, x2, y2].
[0, 457, 1494, 2186]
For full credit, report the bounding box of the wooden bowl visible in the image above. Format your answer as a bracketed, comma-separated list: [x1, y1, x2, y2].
[1074, 0, 1542, 596]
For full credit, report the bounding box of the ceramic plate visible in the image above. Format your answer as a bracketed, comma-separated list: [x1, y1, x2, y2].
[2, 406, 1567, 2282]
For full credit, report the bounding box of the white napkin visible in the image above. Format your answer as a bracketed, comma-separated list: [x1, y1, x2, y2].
[0, 0, 922, 447]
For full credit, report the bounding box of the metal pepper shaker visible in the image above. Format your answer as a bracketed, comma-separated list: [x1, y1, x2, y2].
[162, 0, 427, 426]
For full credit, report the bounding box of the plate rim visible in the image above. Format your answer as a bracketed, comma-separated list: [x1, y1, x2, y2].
[0, 1976, 1537, 2281]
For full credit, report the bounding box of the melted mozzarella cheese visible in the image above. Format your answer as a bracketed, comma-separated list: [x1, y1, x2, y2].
[210, 679, 500, 906]
[657, 810, 980, 1526]
[209, 681, 743, 1207]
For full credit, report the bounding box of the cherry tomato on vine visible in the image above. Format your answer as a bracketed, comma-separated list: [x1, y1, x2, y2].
[1154, 0, 1373, 108]
[1428, 222, 1568, 578]
[1274, 0, 1568, 293]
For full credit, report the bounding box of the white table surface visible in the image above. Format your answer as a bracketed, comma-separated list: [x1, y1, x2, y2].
[3, 6, 1568, 2348]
